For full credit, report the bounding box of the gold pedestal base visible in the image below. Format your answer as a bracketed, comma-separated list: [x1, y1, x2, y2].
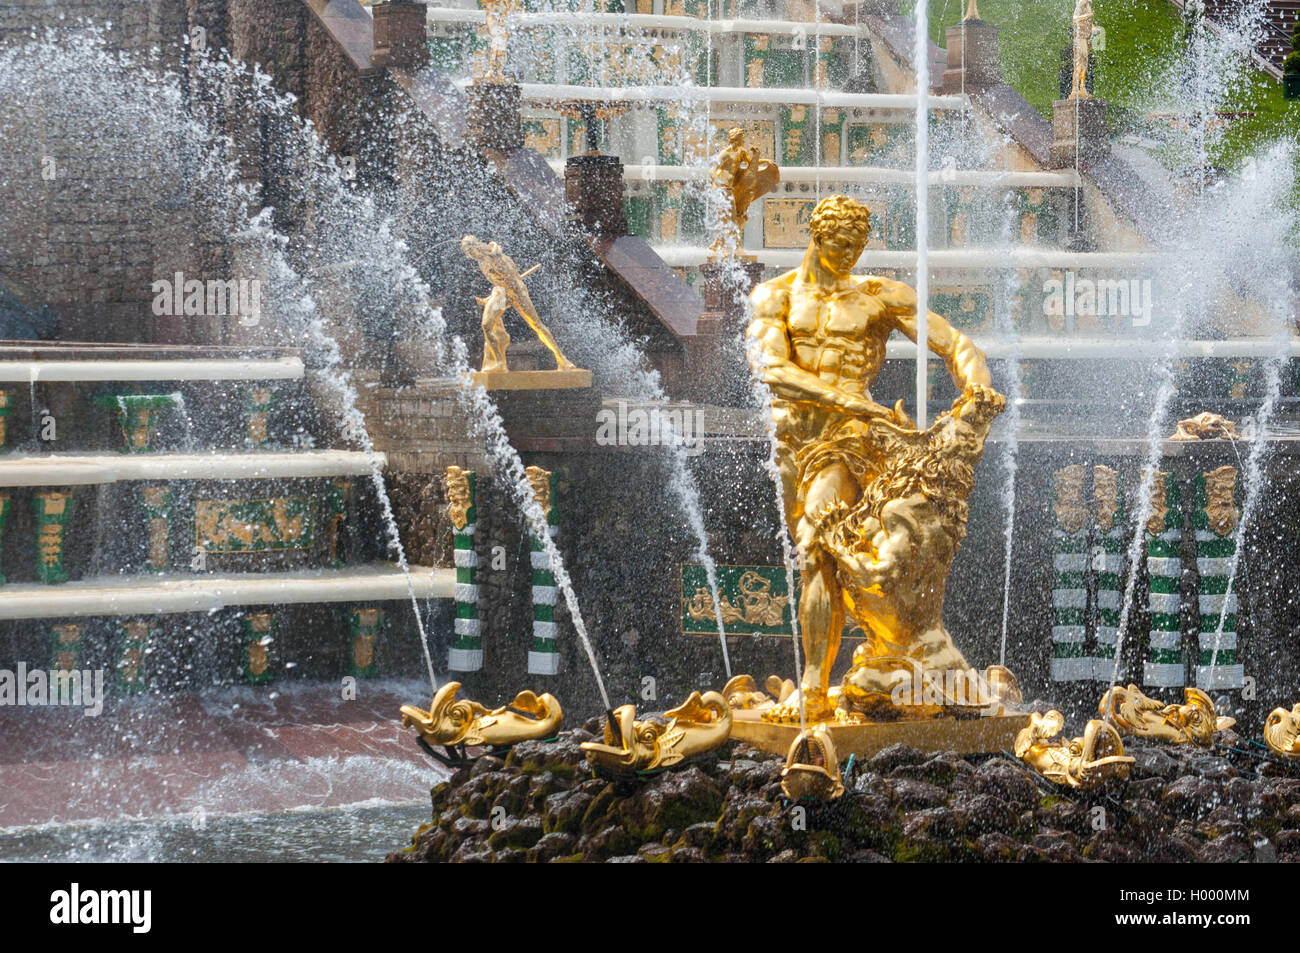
[472, 369, 593, 391]
[730, 709, 1032, 760]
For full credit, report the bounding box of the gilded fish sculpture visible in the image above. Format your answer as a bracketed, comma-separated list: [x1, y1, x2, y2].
[723, 673, 795, 711]
[1264, 704, 1300, 760]
[1098, 684, 1234, 748]
[1015, 710, 1134, 789]
[580, 690, 732, 774]
[400, 681, 563, 748]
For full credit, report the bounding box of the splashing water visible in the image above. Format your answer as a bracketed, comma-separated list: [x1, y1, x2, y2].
[744, 304, 806, 732]
[1108, 141, 1297, 691]
[994, 251, 1027, 668]
[456, 375, 612, 710]
[0, 30, 442, 693]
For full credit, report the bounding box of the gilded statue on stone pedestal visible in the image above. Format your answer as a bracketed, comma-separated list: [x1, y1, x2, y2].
[461, 235, 578, 372]
[478, 0, 519, 83]
[1070, 0, 1103, 99]
[710, 127, 779, 259]
[477, 286, 512, 373]
[746, 194, 1018, 724]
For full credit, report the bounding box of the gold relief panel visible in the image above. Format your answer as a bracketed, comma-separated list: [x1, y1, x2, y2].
[522, 117, 562, 159]
[444, 466, 472, 530]
[525, 465, 552, 512]
[194, 497, 315, 553]
[763, 198, 813, 249]
[1093, 465, 1121, 532]
[1052, 463, 1089, 535]
[1202, 466, 1240, 537]
[1145, 469, 1171, 536]
[659, 207, 680, 242]
[763, 197, 885, 249]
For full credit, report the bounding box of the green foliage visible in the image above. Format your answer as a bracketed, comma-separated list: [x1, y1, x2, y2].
[1285, 51, 1300, 75]
[914, 0, 1300, 225]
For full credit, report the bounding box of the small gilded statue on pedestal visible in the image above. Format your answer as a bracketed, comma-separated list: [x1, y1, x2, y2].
[461, 235, 578, 374]
[709, 127, 779, 259]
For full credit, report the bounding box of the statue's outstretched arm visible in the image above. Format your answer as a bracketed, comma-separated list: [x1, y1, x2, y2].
[876, 278, 992, 393]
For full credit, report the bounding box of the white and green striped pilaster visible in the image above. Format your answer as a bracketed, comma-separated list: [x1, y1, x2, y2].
[1143, 470, 1186, 689]
[1050, 464, 1091, 682]
[1194, 466, 1243, 691]
[447, 468, 482, 672]
[527, 466, 560, 676]
[1091, 466, 1124, 683]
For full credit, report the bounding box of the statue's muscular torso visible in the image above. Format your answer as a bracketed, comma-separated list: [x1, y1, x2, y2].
[783, 275, 893, 397]
[749, 266, 991, 431]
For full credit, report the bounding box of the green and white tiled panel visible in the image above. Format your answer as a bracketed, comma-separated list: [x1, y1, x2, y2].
[1190, 470, 1237, 686]
[1196, 590, 1242, 691]
[529, 529, 560, 676]
[1093, 585, 1122, 683]
[1091, 469, 1125, 683]
[448, 471, 482, 673]
[741, 34, 850, 92]
[624, 196, 652, 239]
[846, 121, 912, 169]
[1013, 187, 1066, 246]
[1143, 525, 1186, 688]
[1193, 469, 1243, 691]
[528, 470, 561, 676]
[1050, 541, 1091, 682]
[929, 287, 994, 334]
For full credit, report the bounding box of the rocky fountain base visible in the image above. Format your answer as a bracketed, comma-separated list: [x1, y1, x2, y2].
[388, 721, 1300, 863]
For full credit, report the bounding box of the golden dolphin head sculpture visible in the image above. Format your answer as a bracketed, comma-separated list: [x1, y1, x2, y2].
[780, 725, 846, 802]
[1015, 710, 1134, 790]
[400, 681, 563, 748]
[1264, 704, 1300, 759]
[1099, 684, 1234, 747]
[580, 690, 732, 774]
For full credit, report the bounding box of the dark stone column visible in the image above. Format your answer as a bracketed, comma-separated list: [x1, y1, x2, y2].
[698, 260, 764, 315]
[685, 260, 765, 404]
[941, 18, 1002, 93]
[371, 1, 429, 70]
[1050, 97, 1110, 169]
[564, 153, 627, 237]
[465, 81, 523, 153]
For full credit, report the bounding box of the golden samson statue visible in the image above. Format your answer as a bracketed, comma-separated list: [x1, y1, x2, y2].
[747, 194, 1018, 724]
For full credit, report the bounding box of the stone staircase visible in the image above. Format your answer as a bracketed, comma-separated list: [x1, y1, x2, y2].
[1198, 0, 1298, 78]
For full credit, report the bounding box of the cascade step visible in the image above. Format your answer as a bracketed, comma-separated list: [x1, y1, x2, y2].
[0, 450, 385, 487]
[0, 564, 454, 619]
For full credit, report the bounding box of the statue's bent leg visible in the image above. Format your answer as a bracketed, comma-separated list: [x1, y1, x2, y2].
[792, 463, 857, 721]
[510, 285, 575, 370]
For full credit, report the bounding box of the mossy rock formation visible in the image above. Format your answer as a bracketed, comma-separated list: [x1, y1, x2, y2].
[388, 724, 1300, 863]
